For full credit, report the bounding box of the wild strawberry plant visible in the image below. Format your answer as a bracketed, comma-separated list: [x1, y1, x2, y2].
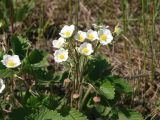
[0, 24, 144, 120]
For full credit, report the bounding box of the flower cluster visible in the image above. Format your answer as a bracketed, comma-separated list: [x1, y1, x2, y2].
[52, 25, 113, 63]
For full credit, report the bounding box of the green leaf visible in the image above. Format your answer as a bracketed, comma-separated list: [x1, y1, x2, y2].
[26, 96, 42, 108]
[118, 111, 144, 120]
[21, 49, 51, 84]
[107, 76, 132, 93]
[100, 81, 115, 100]
[25, 107, 63, 120]
[27, 49, 49, 67]
[95, 105, 105, 114]
[13, 107, 88, 120]
[43, 95, 60, 110]
[102, 107, 112, 116]
[0, 69, 15, 78]
[10, 35, 30, 59]
[13, 0, 35, 22]
[9, 108, 32, 120]
[64, 108, 88, 120]
[87, 55, 111, 82]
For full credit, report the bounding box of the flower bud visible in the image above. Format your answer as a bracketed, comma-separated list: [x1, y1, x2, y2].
[5, 95, 11, 101]
[64, 78, 71, 83]
[114, 23, 122, 35]
[93, 96, 101, 103]
[13, 74, 17, 78]
[63, 78, 71, 87]
[73, 93, 80, 99]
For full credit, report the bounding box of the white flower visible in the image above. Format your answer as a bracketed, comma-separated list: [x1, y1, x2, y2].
[87, 30, 98, 41]
[54, 48, 68, 63]
[98, 29, 113, 45]
[78, 42, 93, 56]
[75, 31, 87, 42]
[1, 55, 21, 68]
[59, 25, 75, 38]
[52, 37, 66, 48]
[0, 79, 5, 93]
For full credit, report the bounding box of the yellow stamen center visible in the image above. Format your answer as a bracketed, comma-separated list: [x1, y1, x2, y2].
[7, 59, 16, 67]
[88, 34, 94, 40]
[58, 54, 65, 60]
[82, 48, 89, 54]
[100, 34, 107, 41]
[64, 31, 71, 37]
[79, 35, 84, 42]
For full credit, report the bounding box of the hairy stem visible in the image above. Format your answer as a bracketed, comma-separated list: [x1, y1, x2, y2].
[80, 84, 92, 110]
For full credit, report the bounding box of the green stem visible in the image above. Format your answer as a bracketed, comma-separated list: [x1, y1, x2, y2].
[94, 42, 101, 54]
[78, 84, 83, 110]
[80, 84, 92, 110]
